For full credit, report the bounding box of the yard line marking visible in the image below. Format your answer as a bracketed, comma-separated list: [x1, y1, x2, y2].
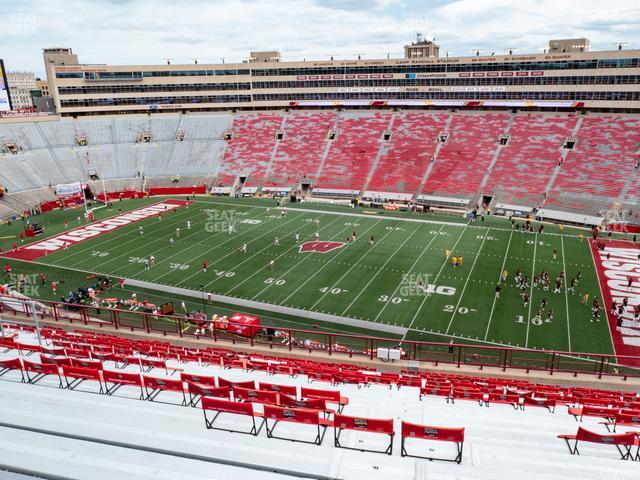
[278, 219, 384, 305]
[524, 232, 538, 348]
[60, 205, 205, 271]
[340, 223, 425, 316]
[251, 219, 378, 301]
[139, 207, 270, 282]
[214, 215, 344, 294]
[176, 212, 313, 288]
[401, 221, 470, 340]
[44, 201, 202, 266]
[308, 222, 402, 311]
[244, 217, 354, 299]
[445, 228, 489, 334]
[560, 235, 573, 352]
[98, 205, 262, 277]
[372, 224, 445, 322]
[484, 229, 514, 340]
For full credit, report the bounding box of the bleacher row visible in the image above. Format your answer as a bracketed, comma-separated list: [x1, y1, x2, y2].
[1, 322, 640, 467]
[1, 111, 638, 211]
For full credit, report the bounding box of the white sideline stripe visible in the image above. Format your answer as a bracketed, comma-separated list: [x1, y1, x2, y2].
[278, 220, 383, 306]
[122, 278, 409, 335]
[222, 214, 345, 295]
[525, 233, 538, 348]
[372, 224, 445, 322]
[194, 199, 596, 238]
[484, 229, 514, 340]
[445, 228, 489, 335]
[402, 221, 471, 340]
[341, 223, 425, 316]
[560, 234, 572, 352]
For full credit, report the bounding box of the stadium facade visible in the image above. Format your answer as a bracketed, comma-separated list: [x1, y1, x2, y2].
[43, 40, 640, 117]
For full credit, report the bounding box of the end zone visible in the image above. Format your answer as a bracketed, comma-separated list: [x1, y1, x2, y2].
[589, 239, 640, 366]
[1, 199, 189, 262]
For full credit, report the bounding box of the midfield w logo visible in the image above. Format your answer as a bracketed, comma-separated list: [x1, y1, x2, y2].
[299, 241, 346, 254]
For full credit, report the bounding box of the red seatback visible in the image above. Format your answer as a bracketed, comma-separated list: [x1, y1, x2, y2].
[401, 421, 464, 442]
[217, 377, 255, 390]
[232, 386, 279, 405]
[258, 381, 297, 396]
[186, 383, 229, 399]
[140, 358, 167, 368]
[62, 365, 101, 381]
[524, 396, 556, 408]
[181, 373, 216, 386]
[278, 393, 327, 410]
[103, 370, 142, 386]
[71, 358, 103, 370]
[575, 427, 636, 445]
[142, 375, 184, 392]
[0, 357, 22, 370]
[615, 412, 640, 425]
[22, 359, 59, 375]
[334, 414, 394, 435]
[201, 397, 255, 416]
[301, 386, 341, 403]
[263, 404, 321, 425]
[582, 405, 617, 418]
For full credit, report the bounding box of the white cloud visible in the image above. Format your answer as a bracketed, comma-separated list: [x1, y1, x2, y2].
[1, 0, 639, 77]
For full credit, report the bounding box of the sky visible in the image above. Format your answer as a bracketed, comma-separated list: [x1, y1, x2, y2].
[2, 0, 640, 77]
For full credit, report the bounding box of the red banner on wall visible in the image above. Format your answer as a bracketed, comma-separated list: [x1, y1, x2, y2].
[589, 239, 640, 366]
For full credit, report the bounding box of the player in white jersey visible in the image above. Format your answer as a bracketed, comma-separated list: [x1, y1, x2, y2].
[295, 232, 299, 242]
[240, 243, 247, 253]
[187, 220, 191, 230]
[274, 236, 280, 246]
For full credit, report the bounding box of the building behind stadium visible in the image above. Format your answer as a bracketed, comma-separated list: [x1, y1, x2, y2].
[41, 37, 640, 117]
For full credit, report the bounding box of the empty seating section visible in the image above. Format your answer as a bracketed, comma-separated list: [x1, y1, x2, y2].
[315, 111, 391, 190]
[0, 112, 638, 215]
[550, 116, 640, 199]
[368, 112, 448, 193]
[0, 114, 232, 192]
[484, 114, 578, 204]
[267, 111, 336, 187]
[424, 113, 509, 196]
[217, 113, 283, 186]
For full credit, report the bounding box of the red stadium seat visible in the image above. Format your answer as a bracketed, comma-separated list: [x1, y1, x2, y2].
[263, 404, 332, 445]
[102, 370, 144, 398]
[401, 421, 465, 463]
[558, 427, 639, 460]
[201, 397, 265, 436]
[333, 413, 395, 455]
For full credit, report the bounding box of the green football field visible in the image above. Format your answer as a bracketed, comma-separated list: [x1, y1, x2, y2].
[12, 196, 618, 356]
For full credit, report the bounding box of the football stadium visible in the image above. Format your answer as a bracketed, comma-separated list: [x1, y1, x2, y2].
[0, 2, 640, 478]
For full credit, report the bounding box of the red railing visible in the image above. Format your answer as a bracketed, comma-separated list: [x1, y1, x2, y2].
[2, 296, 640, 380]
